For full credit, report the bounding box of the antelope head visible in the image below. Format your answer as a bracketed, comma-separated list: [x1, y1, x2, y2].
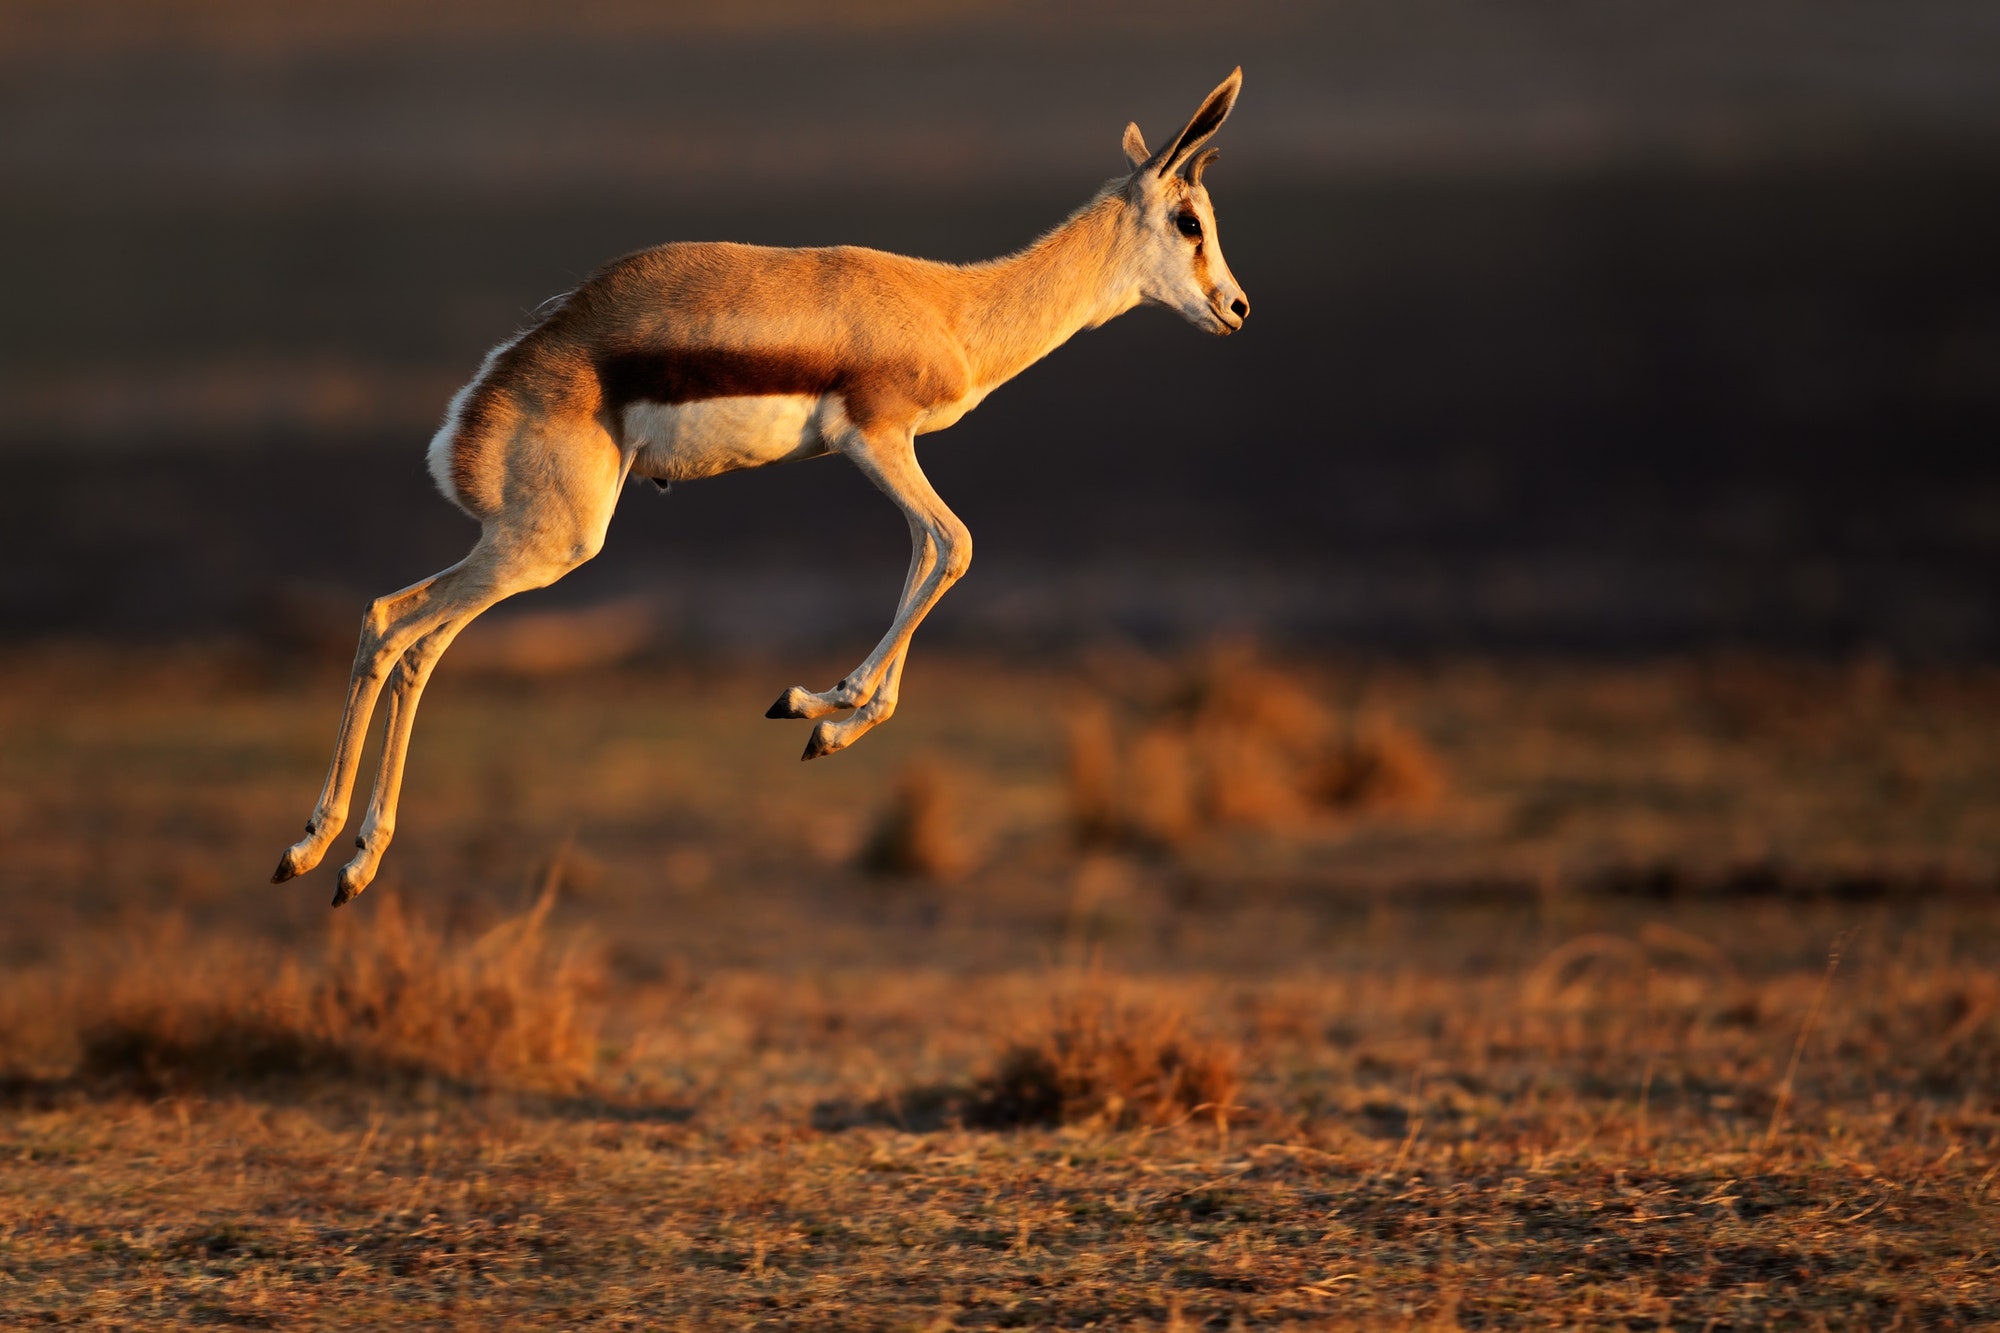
[1120, 67, 1250, 336]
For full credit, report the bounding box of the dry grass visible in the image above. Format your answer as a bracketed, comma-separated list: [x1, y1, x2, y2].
[858, 755, 973, 881]
[1066, 648, 1446, 848]
[966, 985, 1242, 1132]
[2, 647, 1998, 1327]
[2, 929, 1995, 1329]
[3, 887, 601, 1096]
[1311, 714, 1446, 813]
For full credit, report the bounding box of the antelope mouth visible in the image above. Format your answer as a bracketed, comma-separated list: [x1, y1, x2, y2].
[1209, 295, 1248, 335]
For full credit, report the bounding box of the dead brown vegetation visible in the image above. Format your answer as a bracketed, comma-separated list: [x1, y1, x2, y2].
[1309, 714, 1446, 812]
[2, 649, 1998, 1328]
[1066, 648, 1445, 847]
[857, 755, 972, 881]
[3, 888, 601, 1095]
[966, 986, 1242, 1131]
[5, 929, 1996, 1329]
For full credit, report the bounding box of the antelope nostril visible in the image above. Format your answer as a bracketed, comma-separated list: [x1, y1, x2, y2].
[1230, 296, 1249, 320]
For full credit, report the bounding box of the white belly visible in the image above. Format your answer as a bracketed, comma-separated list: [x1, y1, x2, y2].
[625, 395, 828, 482]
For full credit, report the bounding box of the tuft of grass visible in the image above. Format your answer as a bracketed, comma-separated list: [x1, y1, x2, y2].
[859, 756, 972, 881]
[966, 987, 1242, 1131]
[43, 887, 602, 1094]
[1066, 648, 1446, 847]
[1311, 714, 1445, 812]
[1063, 701, 1123, 846]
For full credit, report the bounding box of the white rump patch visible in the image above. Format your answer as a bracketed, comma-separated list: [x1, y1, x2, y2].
[426, 333, 521, 508]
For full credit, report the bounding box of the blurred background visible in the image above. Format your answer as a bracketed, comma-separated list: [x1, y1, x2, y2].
[4, 21, 1998, 1316]
[2, 0, 1999, 966]
[5, 0, 1997, 658]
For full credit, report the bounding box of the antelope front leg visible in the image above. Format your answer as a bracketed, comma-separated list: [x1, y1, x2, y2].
[767, 427, 969, 759]
[764, 507, 936, 723]
[803, 648, 912, 758]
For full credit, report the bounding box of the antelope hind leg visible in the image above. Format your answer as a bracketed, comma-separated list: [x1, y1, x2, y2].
[271, 569, 463, 883]
[329, 618, 465, 906]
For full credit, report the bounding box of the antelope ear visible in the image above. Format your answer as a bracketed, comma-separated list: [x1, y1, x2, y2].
[1122, 122, 1150, 170]
[1157, 66, 1242, 178]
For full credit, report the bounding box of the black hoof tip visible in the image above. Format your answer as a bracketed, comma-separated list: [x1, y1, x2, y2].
[331, 864, 369, 907]
[767, 688, 814, 720]
[271, 855, 297, 885]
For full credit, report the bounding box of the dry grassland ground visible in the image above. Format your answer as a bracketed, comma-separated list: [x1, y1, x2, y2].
[1, 643, 1997, 1329]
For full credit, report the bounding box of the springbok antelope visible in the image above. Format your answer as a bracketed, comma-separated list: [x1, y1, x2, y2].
[273, 69, 1250, 906]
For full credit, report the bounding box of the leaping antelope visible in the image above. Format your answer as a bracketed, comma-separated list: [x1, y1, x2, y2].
[273, 69, 1250, 906]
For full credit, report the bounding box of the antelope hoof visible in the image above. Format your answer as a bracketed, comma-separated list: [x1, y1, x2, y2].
[331, 863, 372, 908]
[801, 720, 842, 762]
[330, 844, 376, 908]
[767, 685, 850, 721]
[766, 686, 815, 719]
[271, 838, 322, 884]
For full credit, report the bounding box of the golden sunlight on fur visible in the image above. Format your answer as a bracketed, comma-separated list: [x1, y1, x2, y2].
[272, 70, 1251, 906]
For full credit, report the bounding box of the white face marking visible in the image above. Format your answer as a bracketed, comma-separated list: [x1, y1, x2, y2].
[1131, 178, 1247, 336]
[625, 394, 826, 482]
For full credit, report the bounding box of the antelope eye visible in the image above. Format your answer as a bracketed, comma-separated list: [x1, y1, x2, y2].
[1173, 211, 1203, 239]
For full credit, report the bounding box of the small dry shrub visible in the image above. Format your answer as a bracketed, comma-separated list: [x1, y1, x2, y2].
[1063, 702, 1123, 845]
[1065, 648, 1445, 847]
[1311, 716, 1445, 812]
[1123, 723, 1201, 845]
[966, 988, 1241, 1131]
[859, 756, 971, 881]
[54, 887, 601, 1094]
[311, 886, 600, 1088]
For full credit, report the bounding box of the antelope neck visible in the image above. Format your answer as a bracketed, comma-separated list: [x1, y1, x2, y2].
[954, 192, 1139, 393]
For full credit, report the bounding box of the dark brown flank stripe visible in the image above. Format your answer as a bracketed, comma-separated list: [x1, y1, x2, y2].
[443, 340, 963, 519]
[596, 347, 842, 412]
[597, 345, 960, 434]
